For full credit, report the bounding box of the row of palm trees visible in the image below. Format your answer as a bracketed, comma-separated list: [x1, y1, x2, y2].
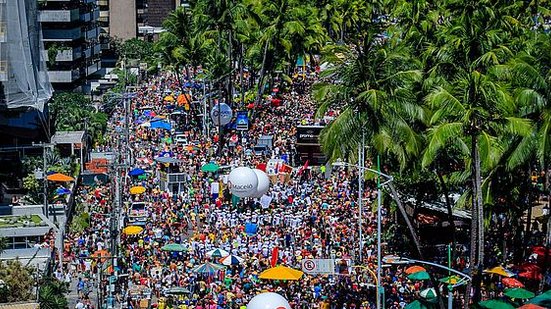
[155, 0, 551, 305]
[315, 0, 551, 305]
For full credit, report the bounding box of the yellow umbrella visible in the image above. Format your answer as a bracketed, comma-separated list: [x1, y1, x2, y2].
[483, 266, 515, 277]
[123, 226, 144, 236]
[129, 186, 146, 195]
[259, 265, 304, 281]
[164, 95, 175, 102]
[47, 173, 75, 182]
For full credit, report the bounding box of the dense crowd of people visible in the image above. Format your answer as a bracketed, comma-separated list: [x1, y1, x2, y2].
[59, 68, 547, 309]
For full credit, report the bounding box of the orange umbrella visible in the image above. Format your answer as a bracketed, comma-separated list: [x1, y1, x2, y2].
[502, 277, 524, 288]
[47, 173, 75, 182]
[177, 94, 190, 105]
[405, 265, 427, 274]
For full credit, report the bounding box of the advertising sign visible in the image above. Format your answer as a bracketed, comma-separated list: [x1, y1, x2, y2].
[236, 110, 249, 131]
[301, 259, 335, 275]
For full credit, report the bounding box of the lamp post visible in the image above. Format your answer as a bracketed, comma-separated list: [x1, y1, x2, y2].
[332, 159, 393, 309]
[383, 255, 472, 309]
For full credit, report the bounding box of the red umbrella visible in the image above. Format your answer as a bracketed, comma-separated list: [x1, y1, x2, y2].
[517, 305, 546, 309]
[531, 246, 551, 256]
[502, 277, 524, 288]
[514, 263, 541, 272]
[518, 271, 543, 281]
[247, 103, 255, 109]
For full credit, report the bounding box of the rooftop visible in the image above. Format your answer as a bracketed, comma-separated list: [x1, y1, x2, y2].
[51, 130, 85, 145]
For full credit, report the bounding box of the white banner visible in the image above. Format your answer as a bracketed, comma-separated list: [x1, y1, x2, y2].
[259, 194, 272, 209]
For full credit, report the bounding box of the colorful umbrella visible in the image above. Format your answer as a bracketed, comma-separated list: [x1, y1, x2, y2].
[518, 271, 543, 281]
[527, 289, 551, 307]
[484, 266, 515, 277]
[47, 173, 75, 182]
[219, 254, 244, 266]
[206, 248, 229, 258]
[405, 265, 427, 274]
[407, 271, 431, 281]
[420, 288, 437, 299]
[129, 186, 146, 195]
[259, 265, 304, 281]
[478, 300, 515, 309]
[502, 277, 525, 288]
[137, 174, 148, 180]
[191, 262, 225, 274]
[128, 168, 145, 176]
[201, 163, 220, 173]
[161, 243, 187, 252]
[504, 288, 535, 299]
[164, 95, 175, 102]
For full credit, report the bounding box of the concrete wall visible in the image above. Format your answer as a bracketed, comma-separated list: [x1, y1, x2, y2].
[109, 0, 136, 40]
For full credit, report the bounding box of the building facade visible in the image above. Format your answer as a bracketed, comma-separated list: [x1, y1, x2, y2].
[39, 0, 101, 91]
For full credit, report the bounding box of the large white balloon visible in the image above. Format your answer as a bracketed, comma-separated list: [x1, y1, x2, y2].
[247, 292, 291, 309]
[252, 169, 270, 198]
[211, 103, 233, 126]
[228, 167, 258, 198]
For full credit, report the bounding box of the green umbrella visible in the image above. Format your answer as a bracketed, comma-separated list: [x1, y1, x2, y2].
[137, 174, 148, 180]
[408, 271, 431, 281]
[420, 288, 437, 299]
[161, 243, 187, 252]
[405, 300, 429, 309]
[201, 162, 220, 173]
[528, 289, 551, 307]
[478, 299, 515, 309]
[504, 288, 535, 299]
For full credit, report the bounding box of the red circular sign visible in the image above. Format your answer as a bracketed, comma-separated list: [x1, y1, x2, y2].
[303, 259, 316, 271]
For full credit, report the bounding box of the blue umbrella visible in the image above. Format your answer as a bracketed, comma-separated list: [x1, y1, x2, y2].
[55, 187, 71, 195]
[150, 120, 171, 130]
[128, 168, 145, 176]
[245, 223, 258, 235]
[191, 262, 225, 274]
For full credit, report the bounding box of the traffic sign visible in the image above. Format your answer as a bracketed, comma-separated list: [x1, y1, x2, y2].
[301, 258, 335, 275]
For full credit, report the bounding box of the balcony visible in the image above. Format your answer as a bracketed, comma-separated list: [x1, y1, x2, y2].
[48, 69, 80, 83]
[43, 46, 82, 62]
[84, 27, 99, 40]
[98, 0, 108, 5]
[42, 28, 81, 41]
[39, 9, 80, 23]
[86, 62, 101, 76]
[80, 8, 100, 22]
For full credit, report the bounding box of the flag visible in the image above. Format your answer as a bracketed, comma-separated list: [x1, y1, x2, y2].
[298, 160, 309, 176]
[271, 247, 279, 267]
[279, 164, 293, 174]
[256, 162, 267, 172]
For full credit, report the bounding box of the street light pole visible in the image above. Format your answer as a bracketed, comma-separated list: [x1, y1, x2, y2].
[358, 134, 363, 263]
[377, 154, 383, 309]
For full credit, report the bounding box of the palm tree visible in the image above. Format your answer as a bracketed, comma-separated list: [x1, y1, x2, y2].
[39, 277, 68, 309]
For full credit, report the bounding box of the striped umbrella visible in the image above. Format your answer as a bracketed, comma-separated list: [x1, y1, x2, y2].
[191, 262, 225, 274]
[206, 248, 230, 258]
[220, 254, 244, 266]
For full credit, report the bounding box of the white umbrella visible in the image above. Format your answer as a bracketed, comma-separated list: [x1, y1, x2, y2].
[140, 121, 151, 128]
[206, 248, 230, 258]
[220, 254, 244, 266]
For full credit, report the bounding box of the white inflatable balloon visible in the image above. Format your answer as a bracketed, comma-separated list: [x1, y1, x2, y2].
[211, 103, 233, 126]
[247, 292, 291, 309]
[228, 167, 258, 198]
[252, 169, 270, 198]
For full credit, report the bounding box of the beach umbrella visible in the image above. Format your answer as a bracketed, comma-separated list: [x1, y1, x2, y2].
[123, 226, 143, 236]
[484, 266, 515, 277]
[420, 288, 437, 299]
[502, 278, 525, 288]
[201, 163, 220, 173]
[259, 265, 304, 281]
[47, 173, 75, 182]
[164, 95, 175, 102]
[478, 300, 515, 309]
[527, 290, 551, 307]
[128, 168, 145, 176]
[191, 262, 225, 274]
[408, 271, 431, 281]
[439, 275, 463, 285]
[405, 265, 427, 274]
[55, 187, 71, 195]
[161, 243, 187, 252]
[206, 248, 229, 258]
[504, 288, 535, 299]
[220, 254, 244, 266]
[166, 287, 190, 295]
[405, 300, 430, 309]
[129, 186, 146, 195]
